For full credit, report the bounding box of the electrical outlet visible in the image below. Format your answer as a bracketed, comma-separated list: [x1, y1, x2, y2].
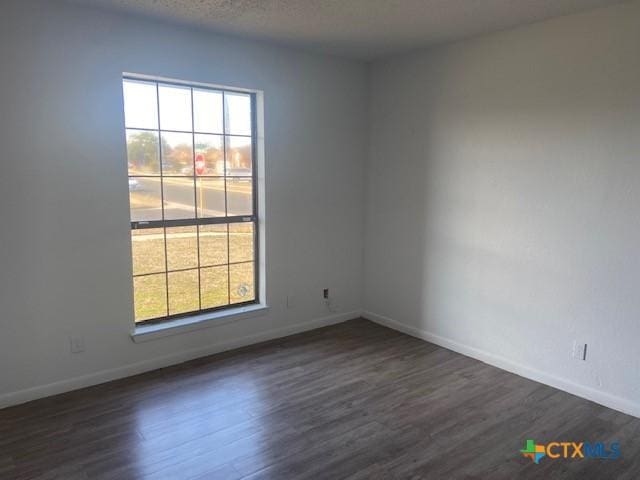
[286, 294, 296, 309]
[323, 288, 339, 313]
[572, 341, 587, 361]
[69, 336, 85, 354]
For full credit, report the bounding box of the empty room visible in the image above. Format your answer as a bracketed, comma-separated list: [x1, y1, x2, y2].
[1, 0, 640, 478]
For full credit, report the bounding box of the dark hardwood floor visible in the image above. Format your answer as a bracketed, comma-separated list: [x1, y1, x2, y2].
[1, 318, 639, 479]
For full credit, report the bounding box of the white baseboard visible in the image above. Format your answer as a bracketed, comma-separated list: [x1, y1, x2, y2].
[0, 310, 359, 409]
[363, 310, 640, 419]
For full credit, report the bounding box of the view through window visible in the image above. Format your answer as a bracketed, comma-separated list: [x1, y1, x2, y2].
[123, 76, 258, 323]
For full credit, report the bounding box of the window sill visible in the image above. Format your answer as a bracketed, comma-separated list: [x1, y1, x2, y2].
[130, 304, 269, 343]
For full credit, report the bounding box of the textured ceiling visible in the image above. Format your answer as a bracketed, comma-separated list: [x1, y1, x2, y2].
[73, 0, 626, 59]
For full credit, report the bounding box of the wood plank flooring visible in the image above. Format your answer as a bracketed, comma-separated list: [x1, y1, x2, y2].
[1, 318, 639, 479]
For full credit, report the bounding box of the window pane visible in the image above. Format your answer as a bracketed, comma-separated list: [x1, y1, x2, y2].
[123, 80, 158, 129]
[226, 136, 252, 176]
[163, 177, 195, 220]
[127, 130, 160, 176]
[201, 265, 229, 309]
[168, 269, 199, 315]
[131, 228, 165, 275]
[224, 92, 251, 136]
[161, 131, 193, 175]
[159, 84, 192, 131]
[195, 134, 223, 175]
[226, 178, 253, 216]
[229, 222, 254, 263]
[129, 177, 162, 222]
[134, 274, 167, 322]
[166, 226, 198, 271]
[124, 79, 257, 323]
[193, 89, 223, 134]
[199, 224, 227, 267]
[196, 178, 226, 217]
[230, 262, 255, 303]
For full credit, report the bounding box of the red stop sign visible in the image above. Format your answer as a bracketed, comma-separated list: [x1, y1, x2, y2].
[195, 154, 206, 175]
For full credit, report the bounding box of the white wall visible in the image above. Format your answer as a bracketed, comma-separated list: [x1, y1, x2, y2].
[364, 1, 640, 416]
[0, 0, 367, 405]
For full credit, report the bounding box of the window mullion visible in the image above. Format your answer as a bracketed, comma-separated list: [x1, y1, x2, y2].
[154, 81, 170, 318]
[223, 91, 231, 305]
[189, 87, 203, 312]
[251, 93, 259, 304]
